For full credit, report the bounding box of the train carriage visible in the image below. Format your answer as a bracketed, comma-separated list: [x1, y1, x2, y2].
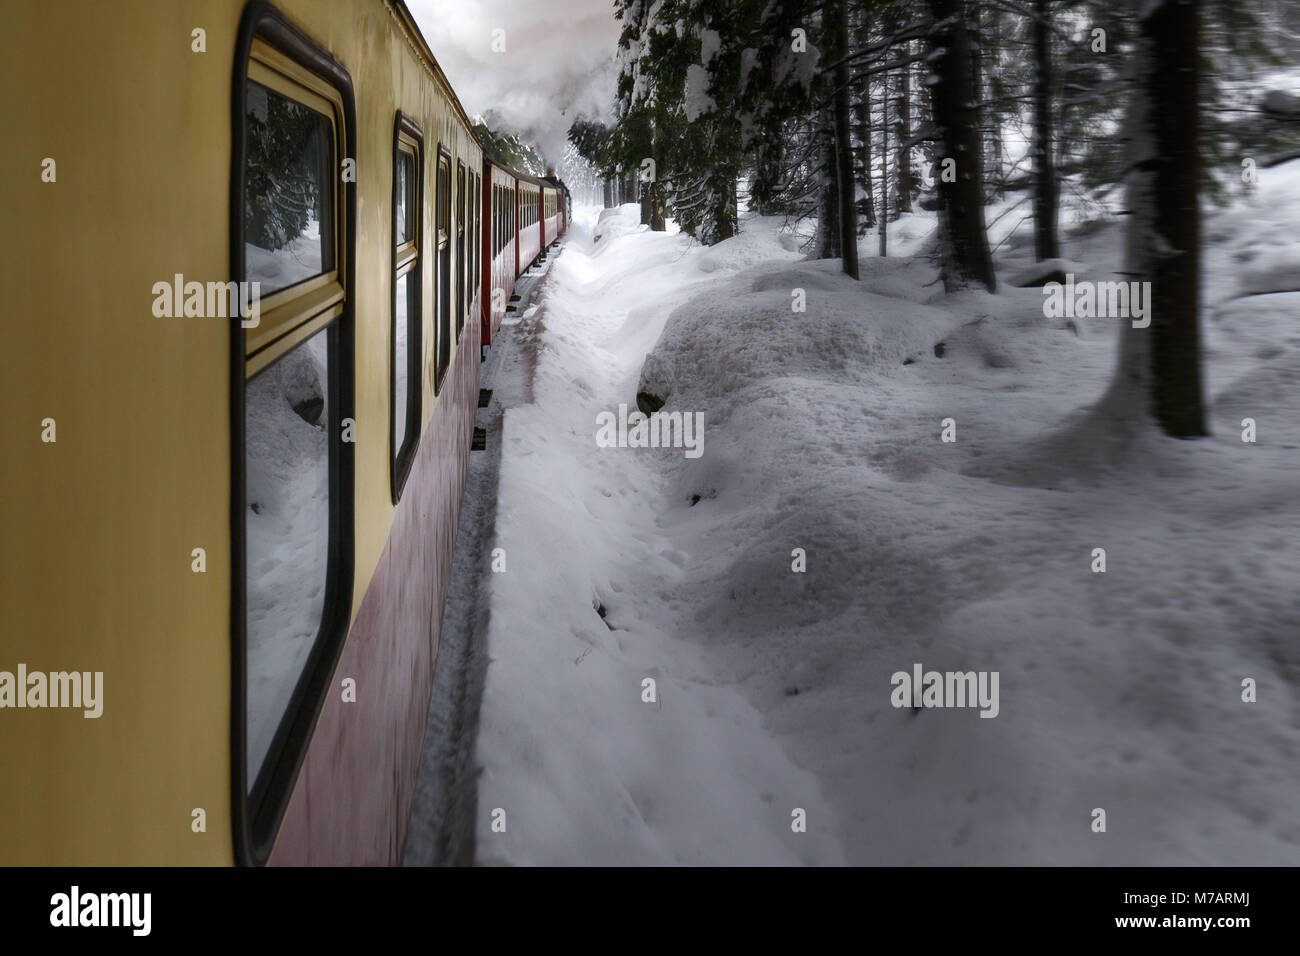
[481, 157, 519, 347]
[515, 176, 542, 280]
[540, 181, 561, 251]
[0, 0, 545, 866]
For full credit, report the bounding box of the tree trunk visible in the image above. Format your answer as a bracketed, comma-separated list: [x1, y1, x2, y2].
[880, 67, 889, 257]
[1105, 0, 1206, 437]
[852, 6, 875, 229]
[896, 40, 913, 214]
[754, 140, 784, 216]
[987, 3, 1004, 199]
[853, 81, 876, 227]
[1032, 0, 1060, 260]
[828, 0, 859, 278]
[926, 0, 997, 292]
[816, 108, 841, 259]
[710, 169, 737, 243]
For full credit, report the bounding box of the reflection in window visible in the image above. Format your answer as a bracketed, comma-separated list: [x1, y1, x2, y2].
[393, 131, 421, 493]
[396, 150, 414, 246]
[436, 157, 451, 387]
[245, 328, 331, 787]
[244, 80, 334, 295]
[393, 272, 410, 454]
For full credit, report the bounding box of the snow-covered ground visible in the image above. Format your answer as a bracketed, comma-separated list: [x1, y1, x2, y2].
[469, 168, 1300, 865]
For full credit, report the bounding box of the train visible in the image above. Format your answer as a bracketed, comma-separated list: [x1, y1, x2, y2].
[0, 0, 568, 865]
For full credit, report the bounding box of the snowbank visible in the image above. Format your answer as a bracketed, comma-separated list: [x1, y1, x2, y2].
[472, 185, 1300, 865]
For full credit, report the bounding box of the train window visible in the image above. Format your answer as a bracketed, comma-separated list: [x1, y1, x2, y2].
[233, 15, 355, 867]
[456, 160, 466, 339]
[391, 114, 424, 500]
[435, 150, 451, 391]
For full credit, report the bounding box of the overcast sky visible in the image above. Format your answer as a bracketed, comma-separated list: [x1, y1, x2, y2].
[407, 0, 622, 167]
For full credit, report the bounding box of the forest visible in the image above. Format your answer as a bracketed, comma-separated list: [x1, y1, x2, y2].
[569, 0, 1300, 438]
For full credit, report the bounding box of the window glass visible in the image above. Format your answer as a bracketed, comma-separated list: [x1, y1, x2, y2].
[244, 80, 334, 295]
[245, 328, 331, 786]
[436, 156, 451, 385]
[392, 132, 421, 494]
[393, 269, 413, 456]
[396, 150, 415, 246]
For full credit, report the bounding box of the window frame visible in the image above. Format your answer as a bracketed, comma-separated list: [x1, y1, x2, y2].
[229, 1, 356, 868]
[391, 112, 424, 502]
[241, 58, 344, 371]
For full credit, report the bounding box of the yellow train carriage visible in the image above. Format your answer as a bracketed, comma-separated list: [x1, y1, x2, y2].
[0, 0, 485, 865]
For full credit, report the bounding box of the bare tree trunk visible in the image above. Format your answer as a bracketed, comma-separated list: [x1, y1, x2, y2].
[828, 0, 859, 278]
[754, 141, 784, 217]
[987, 2, 1005, 198]
[1032, 0, 1060, 259]
[853, 80, 876, 227]
[816, 108, 841, 259]
[880, 67, 889, 257]
[1106, 0, 1206, 437]
[649, 130, 666, 230]
[927, 0, 997, 292]
[896, 39, 913, 214]
[711, 170, 737, 243]
[852, 6, 875, 229]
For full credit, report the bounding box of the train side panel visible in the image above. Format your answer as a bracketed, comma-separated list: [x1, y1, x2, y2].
[517, 180, 541, 271]
[0, 0, 238, 866]
[481, 161, 516, 346]
[0, 0, 483, 865]
[260, 0, 482, 865]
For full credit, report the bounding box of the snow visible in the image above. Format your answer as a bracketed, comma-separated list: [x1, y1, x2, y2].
[468, 166, 1300, 864]
[683, 64, 715, 122]
[698, 28, 721, 66]
[245, 219, 325, 296]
